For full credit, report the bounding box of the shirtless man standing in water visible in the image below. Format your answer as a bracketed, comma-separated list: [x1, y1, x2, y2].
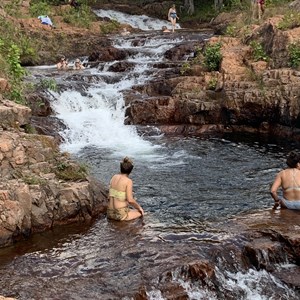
[270, 150, 300, 210]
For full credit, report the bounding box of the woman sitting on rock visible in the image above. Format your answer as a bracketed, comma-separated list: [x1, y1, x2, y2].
[271, 150, 300, 210]
[107, 157, 144, 221]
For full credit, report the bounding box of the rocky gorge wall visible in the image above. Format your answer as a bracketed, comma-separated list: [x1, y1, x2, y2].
[0, 95, 108, 249]
[121, 16, 300, 144]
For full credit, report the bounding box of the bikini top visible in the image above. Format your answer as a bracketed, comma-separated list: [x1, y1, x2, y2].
[284, 168, 300, 191]
[109, 188, 127, 201]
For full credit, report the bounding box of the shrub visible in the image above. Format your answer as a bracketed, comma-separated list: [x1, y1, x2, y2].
[203, 42, 222, 72]
[277, 12, 300, 30]
[4, 0, 23, 17]
[288, 42, 300, 68]
[180, 61, 192, 75]
[207, 77, 218, 90]
[225, 25, 238, 37]
[55, 162, 89, 181]
[62, 4, 96, 28]
[100, 19, 120, 34]
[23, 175, 47, 185]
[249, 41, 269, 61]
[0, 40, 27, 103]
[29, 1, 51, 17]
[38, 78, 58, 92]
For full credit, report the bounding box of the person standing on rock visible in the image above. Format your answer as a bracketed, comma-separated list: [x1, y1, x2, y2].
[257, 0, 265, 19]
[168, 4, 179, 32]
[107, 157, 144, 221]
[270, 150, 300, 210]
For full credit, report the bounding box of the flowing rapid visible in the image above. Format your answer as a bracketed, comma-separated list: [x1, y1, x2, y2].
[0, 9, 299, 300]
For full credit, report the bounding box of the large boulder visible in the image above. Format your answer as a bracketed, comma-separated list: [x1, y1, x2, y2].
[0, 99, 31, 129]
[0, 130, 108, 248]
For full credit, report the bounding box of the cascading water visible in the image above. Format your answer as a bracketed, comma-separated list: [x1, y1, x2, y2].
[0, 9, 299, 300]
[94, 9, 181, 31]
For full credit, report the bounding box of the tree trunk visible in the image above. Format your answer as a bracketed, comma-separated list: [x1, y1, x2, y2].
[214, 0, 223, 11]
[184, 0, 195, 15]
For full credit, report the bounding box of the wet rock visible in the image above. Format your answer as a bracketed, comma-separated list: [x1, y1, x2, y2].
[125, 96, 175, 125]
[89, 46, 128, 62]
[181, 260, 215, 283]
[30, 116, 67, 142]
[25, 92, 53, 117]
[108, 61, 135, 72]
[273, 265, 300, 289]
[243, 236, 288, 271]
[164, 42, 201, 61]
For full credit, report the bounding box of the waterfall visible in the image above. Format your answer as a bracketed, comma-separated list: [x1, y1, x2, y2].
[94, 9, 181, 31]
[48, 13, 185, 158]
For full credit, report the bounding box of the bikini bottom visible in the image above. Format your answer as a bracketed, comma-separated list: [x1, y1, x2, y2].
[281, 198, 300, 210]
[107, 207, 129, 221]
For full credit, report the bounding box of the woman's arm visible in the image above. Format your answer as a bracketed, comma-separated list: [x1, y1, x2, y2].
[126, 179, 144, 215]
[270, 172, 282, 208]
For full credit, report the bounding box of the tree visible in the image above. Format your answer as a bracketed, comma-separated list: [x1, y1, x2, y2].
[184, 0, 195, 15]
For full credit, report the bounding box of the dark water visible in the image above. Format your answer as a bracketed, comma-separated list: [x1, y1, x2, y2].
[0, 134, 298, 300]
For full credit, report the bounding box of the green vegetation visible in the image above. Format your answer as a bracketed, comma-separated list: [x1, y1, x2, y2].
[204, 42, 222, 72]
[277, 12, 300, 30]
[23, 175, 47, 185]
[225, 25, 239, 37]
[38, 78, 58, 92]
[23, 124, 37, 134]
[4, 0, 23, 17]
[62, 4, 97, 28]
[288, 42, 300, 68]
[29, 1, 51, 17]
[0, 39, 27, 103]
[249, 41, 269, 62]
[207, 77, 218, 90]
[100, 19, 120, 34]
[180, 61, 192, 75]
[55, 162, 89, 181]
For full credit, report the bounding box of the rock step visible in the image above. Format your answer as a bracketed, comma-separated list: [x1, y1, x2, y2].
[224, 81, 258, 89]
[263, 69, 300, 79]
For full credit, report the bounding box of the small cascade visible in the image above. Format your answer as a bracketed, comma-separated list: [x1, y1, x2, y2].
[94, 9, 181, 31]
[143, 260, 298, 300]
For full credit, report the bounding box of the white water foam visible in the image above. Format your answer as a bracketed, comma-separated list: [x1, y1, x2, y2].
[151, 266, 298, 300]
[51, 87, 159, 157]
[94, 9, 181, 31]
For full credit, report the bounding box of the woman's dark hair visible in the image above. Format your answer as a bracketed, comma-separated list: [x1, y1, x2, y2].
[120, 156, 134, 174]
[286, 150, 300, 168]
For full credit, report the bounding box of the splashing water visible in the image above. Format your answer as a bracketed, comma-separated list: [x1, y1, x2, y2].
[94, 9, 181, 31]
